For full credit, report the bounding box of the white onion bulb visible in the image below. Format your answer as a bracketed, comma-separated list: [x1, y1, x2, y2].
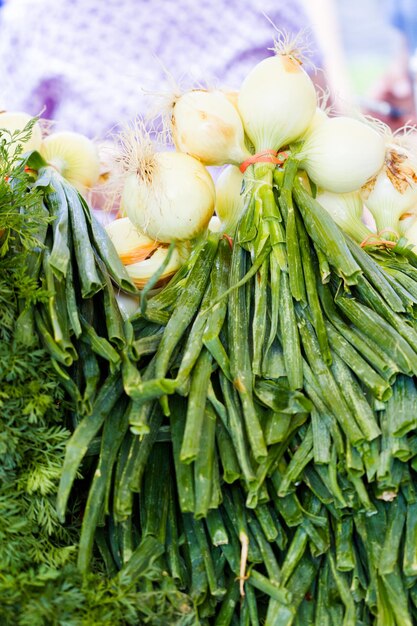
[299, 117, 385, 193]
[402, 215, 417, 253]
[115, 291, 140, 319]
[238, 53, 317, 152]
[399, 212, 417, 235]
[126, 245, 186, 289]
[172, 89, 251, 166]
[300, 107, 328, 141]
[208, 215, 222, 232]
[123, 151, 215, 243]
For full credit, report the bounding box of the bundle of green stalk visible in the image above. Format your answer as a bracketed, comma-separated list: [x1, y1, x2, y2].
[7, 43, 417, 626]
[36, 38, 417, 625]
[0, 121, 198, 624]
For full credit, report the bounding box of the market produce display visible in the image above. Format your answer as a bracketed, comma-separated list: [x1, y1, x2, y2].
[4, 36, 417, 625]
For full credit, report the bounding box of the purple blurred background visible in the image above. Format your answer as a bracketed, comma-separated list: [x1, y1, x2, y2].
[0, 0, 414, 137]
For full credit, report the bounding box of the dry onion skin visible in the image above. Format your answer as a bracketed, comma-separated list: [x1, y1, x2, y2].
[104, 216, 158, 265]
[361, 142, 417, 236]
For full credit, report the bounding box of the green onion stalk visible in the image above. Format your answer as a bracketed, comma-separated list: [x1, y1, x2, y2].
[14, 39, 417, 625]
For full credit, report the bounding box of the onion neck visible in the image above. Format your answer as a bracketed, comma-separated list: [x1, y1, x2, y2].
[48, 156, 67, 177]
[370, 207, 401, 240]
[343, 218, 373, 245]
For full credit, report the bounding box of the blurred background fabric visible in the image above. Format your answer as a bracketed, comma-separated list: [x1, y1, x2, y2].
[0, 0, 415, 137]
[0, 0, 321, 138]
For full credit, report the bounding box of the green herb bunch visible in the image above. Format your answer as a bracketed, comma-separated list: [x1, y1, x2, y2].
[0, 124, 198, 626]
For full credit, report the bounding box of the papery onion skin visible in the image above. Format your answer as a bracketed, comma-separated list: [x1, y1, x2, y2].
[123, 151, 216, 243]
[361, 145, 417, 234]
[105, 217, 158, 265]
[299, 117, 385, 193]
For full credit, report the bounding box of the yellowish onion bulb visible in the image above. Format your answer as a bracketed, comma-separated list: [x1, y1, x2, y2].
[0, 111, 42, 158]
[105, 217, 158, 265]
[123, 150, 215, 243]
[126, 245, 186, 289]
[299, 116, 385, 193]
[40, 131, 100, 192]
[215, 165, 245, 233]
[361, 144, 417, 235]
[238, 48, 317, 152]
[316, 190, 372, 243]
[171, 89, 251, 166]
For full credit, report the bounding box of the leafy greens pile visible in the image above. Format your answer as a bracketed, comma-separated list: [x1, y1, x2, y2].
[0, 126, 196, 626]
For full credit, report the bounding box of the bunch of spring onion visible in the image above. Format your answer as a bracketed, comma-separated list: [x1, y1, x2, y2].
[45, 37, 417, 625]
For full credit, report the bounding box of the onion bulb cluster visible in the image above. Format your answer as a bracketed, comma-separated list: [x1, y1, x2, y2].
[23, 31, 417, 294]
